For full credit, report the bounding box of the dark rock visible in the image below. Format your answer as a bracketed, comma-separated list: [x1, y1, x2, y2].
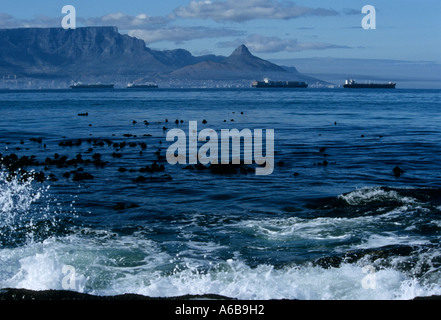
[75, 154, 84, 164]
[194, 163, 208, 170]
[133, 174, 172, 183]
[93, 141, 104, 147]
[315, 245, 416, 269]
[59, 139, 81, 147]
[0, 153, 40, 173]
[114, 202, 140, 210]
[393, 166, 404, 177]
[29, 138, 42, 144]
[72, 171, 94, 181]
[209, 163, 253, 175]
[0, 288, 235, 301]
[20, 171, 45, 183]
[133, 176, 147, 183]
[139, 162, 165, 173]
[277, 161, 285, 167]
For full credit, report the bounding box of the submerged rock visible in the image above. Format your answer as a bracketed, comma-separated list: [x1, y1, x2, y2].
[314, 245, 416, 269]
[209, 163, 254, 175]
[72, 171, 94, 181]
[113, 202, 140, 210]
[393, 166, 404, 177]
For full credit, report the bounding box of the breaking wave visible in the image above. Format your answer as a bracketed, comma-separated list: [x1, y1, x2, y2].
[1, 177, 440, 300]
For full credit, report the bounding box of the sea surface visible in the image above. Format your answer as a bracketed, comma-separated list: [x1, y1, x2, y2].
[0, 88, 440, 300]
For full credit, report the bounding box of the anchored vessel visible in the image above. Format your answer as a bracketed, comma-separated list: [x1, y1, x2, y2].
[252, 78, 308, 88]
[127, 83, 158, 89]
[70, 82, 114, 89]
[343, 79, 396, 89]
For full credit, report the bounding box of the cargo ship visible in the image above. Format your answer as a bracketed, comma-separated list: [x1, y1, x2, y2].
[343, 79, 396, 89]
[70, 82, 114, 89]
[127, 83, 158, 89]
[252, 78, 308, 88]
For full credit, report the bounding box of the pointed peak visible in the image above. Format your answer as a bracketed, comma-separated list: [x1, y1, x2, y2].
[230, 44, 252, 57]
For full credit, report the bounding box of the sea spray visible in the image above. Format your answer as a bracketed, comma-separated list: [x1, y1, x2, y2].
[0, 171, 75, 246]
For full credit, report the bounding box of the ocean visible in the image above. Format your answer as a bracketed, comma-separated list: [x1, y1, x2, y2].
[0, 88, 440, 300]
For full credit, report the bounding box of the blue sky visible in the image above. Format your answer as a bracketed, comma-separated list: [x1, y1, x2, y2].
[1, 0, 440, 63]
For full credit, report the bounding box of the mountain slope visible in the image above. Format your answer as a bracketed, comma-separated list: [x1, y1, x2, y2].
[0, 26, 328, 87]
[169, 44, 290, 80]
[225, 44, 286, 72]
[0, 26, 169, 77]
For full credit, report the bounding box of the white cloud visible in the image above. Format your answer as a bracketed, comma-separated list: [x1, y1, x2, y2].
[84, 12, 168, 29]
[172, 0, 339, 22]
[128, 26, 243, 45]
[218, 34, 350, 53]
[0, 13, 59, 28]
[0, 11, 168, 30]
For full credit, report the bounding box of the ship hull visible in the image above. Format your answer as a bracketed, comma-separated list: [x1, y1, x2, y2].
[127, 85, 158, 89]
[70, 84, 114, 89]
[252, 81, 308, 88]
[343, 83, 396, 89]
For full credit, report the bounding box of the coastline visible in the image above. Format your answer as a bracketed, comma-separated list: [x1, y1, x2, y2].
[1, 288, 440, 300]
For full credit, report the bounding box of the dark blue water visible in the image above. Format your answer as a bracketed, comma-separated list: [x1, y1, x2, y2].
[1, 88, 440, 299]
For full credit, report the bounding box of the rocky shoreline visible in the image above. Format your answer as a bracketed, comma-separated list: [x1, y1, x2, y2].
[0, 288, 439, 301]
[0, 288, 235, 301]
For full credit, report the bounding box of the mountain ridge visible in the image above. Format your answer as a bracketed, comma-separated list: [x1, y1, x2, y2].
[0, 26, 329, 88]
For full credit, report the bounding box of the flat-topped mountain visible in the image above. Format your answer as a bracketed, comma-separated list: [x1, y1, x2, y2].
[0, 26, 327, 87]
[0, 26, 170, 76]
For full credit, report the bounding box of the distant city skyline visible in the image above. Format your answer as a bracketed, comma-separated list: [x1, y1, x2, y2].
[0, 0, 440, 63]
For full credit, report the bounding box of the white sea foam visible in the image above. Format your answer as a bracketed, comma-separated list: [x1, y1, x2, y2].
[338, 187, 417, 206]
[354, 233, 429, 250]
[236, 215, 371, 243]
[1, 233, 440, 300]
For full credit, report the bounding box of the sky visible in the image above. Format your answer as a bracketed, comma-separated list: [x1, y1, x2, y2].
[1, 0, 440, 63]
